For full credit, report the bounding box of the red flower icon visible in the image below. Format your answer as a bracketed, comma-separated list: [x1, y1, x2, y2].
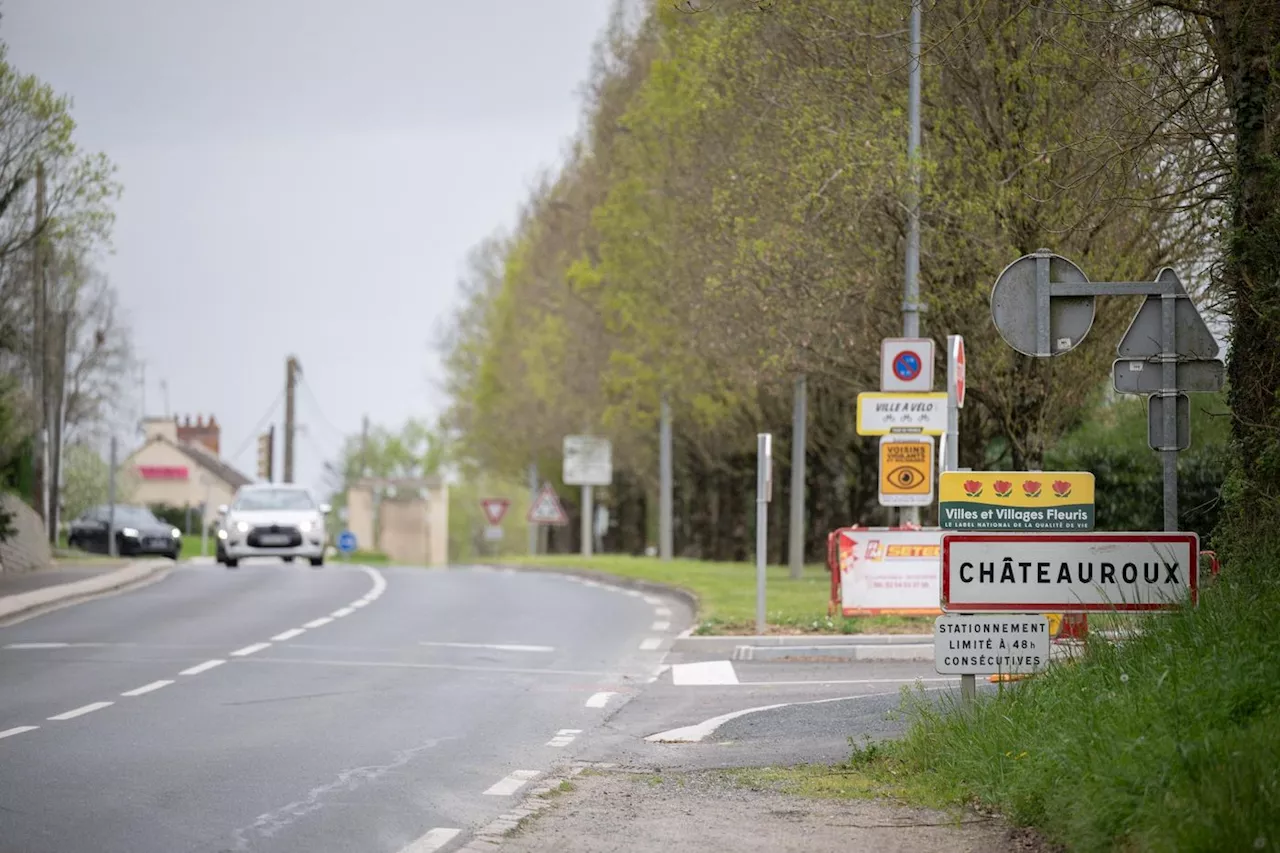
[963, 479, 983, 497]
[993, 480, 1013, 498]
[1023, 480, 1043, 498]
[1052, 480, 1072, 498]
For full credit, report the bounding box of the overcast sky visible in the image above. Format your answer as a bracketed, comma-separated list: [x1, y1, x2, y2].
[2, 0, 614, 493]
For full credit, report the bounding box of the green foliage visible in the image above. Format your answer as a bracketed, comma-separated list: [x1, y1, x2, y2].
[1046, 392, 1230, 543]
[61, 442, 110, 522]
[890, 539, 1280, 852]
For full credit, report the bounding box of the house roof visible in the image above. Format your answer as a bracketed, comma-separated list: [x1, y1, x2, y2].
[130, 434, 253, 489]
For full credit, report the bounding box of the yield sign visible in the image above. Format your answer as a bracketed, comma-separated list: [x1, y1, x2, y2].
[480, 498, 510, 526]
[527, 483, 569, 526]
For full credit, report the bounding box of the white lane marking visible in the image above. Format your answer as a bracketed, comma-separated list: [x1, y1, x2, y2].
[230, 642, 271, 657]
[180, 659, 226, 676]
[271, 628, 306, 641]
[639, 637, 662, 651]
[397, 827, 461, 853]
[331, 606, 356, 618]
[643, 595, 662, 605]
[655, 606, 672, 617]
[48, 701, 113, 721]
[361, 565, 387, 600]
[351, 599, 370, 608]
[483, 769, 540, 796]
[121, 680, 173, 697]
[651, 620, 670, 631]
[735, 677, 958, 686]
[546, 728, 581, 747]
[672, 660, 739, 686]
[586, 691, 616, 708]
[0, 725, 38, 739]
[303, 617, 333, 629]
[4, 642, 68, 649]
[645, 689, 951, 743]
[624, 589, 641, 597]
[419, 641, 554, 653]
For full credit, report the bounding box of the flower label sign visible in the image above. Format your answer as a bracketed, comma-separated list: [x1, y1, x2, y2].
[938, 471, 1095, 531]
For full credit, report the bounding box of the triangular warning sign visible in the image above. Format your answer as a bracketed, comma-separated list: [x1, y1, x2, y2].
[481, 498, 510, 526]
[527, 483, 569, 526]
[1117, 268, 1220, 360]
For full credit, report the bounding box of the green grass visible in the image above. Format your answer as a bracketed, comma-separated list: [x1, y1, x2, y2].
[869, 543, 1280, 852]
[494, 554, 933, 635]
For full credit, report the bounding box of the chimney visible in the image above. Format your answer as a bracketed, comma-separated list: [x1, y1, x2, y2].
[177, 412, 222, 456]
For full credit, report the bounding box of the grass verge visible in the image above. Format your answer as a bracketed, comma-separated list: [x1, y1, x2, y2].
[857, 544, 1280, 853]
[495, 554, 933, 635]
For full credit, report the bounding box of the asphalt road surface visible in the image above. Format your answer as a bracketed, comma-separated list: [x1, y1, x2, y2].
[0, 561, 690, 853]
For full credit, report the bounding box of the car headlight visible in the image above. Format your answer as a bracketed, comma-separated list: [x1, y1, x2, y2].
[121, 527, 139, 538]
[235, 521, 249, 533]
[300, 519, 320, 534]
[171, 527, 181, 538]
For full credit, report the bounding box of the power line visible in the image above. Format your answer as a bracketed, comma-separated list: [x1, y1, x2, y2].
[226, 389, 285, 464]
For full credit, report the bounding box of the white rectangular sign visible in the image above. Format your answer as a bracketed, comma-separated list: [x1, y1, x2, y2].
[856, 393, 947, 436]
[941, 532, 1199, 613]
[934, 614, 1051, 675]
[833, 527, 942, 616]
[880, 338, 935, 393]
[562, 435, 613, 486]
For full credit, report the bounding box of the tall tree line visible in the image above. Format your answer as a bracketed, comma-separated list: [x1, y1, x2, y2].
[440, 0, 1270, 561]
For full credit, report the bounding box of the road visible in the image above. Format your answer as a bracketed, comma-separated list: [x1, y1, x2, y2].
[0, 561, 690, 853]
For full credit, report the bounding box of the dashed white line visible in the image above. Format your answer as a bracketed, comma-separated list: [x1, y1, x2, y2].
[271, 628, 306, 641]
[351, 599, 370, 608]
[331, 606, 356, 618]
[303, 617, 333, 629]
[586, 691, 616, 708]
[546, 728, 581, 747]
[362, 565, 388, 600]
[655, 606, 672, 617]
[231, 642, 271, 657]
[397, 827, 461, 852]
[419, 641, 555, 653]
[0, 725, 38, 740]
[4, 642, 69, 649]
[48, 701, 113, 721]
[639, 637, 662, 651]
[121, 680, 173, 697]
[623, 589, 642, 597]
[651, 620, 670, 631]
[483, 769, 540, 796]
[180, 659, 225, 676]
[643, 595, 662, 605]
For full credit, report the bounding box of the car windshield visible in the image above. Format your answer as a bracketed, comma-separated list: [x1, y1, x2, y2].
[104, 506, 160, 525]
[233, 489, 314, 511]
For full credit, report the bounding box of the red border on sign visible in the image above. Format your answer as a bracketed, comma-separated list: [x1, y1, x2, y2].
[940, 532, 1199, 612]
[892, 350, 922, 381]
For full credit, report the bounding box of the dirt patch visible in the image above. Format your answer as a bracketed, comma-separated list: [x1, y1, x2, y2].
[494, 768, 1051, 853]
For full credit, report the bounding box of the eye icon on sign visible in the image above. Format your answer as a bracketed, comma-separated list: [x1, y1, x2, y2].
[886, 466, 923, 490]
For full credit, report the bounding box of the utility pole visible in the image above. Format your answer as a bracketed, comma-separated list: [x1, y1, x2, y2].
[901, 0, 923, 528]
[284, 355, 300, 483]
[527, 461, 538, 555]
[659, 393, 673, 561]
[788, 376, 807, 579]
[31, 161, 47, 530]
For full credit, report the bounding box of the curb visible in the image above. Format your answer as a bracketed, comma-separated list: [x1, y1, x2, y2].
[0, 559, 174, 624]
[732, 643, 933, 663]
[486, 563, 701, 617]
[455, 764, 589, 852]
[673, 633, 932, 653]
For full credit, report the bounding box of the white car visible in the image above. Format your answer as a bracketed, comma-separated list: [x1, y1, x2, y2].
[215, 484, 331, 568]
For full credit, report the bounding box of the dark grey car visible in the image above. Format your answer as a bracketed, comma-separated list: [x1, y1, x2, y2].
[67, 504, 182, 559]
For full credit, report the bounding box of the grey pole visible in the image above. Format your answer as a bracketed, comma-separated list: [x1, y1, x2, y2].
[527, 462, 538, 555]
[1160, 293, 1178, 531]
[788, 376, 807, 579]
[581, 485, 593, 557]
[106, 436, 117, 558]
[945, 338, 960, 472]
[659, 393, 673, 560]
[900, 0, 923, 529]
[755, 433, 772, 636]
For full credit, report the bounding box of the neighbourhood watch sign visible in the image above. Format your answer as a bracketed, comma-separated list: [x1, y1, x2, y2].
[939, 471, 1095, 531]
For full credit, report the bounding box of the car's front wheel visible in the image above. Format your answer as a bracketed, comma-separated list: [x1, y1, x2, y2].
[309, 557, 324, 568]
[282, 556, 295, 563]
[224, 558, 239, 569]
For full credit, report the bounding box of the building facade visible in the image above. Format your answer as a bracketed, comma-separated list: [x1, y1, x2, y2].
[125, 416, 254, 528]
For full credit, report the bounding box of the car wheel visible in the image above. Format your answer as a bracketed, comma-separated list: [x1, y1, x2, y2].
[282, 556, 295, 563]
[309, 557, 324, 568]
[225, 558, 239, 569]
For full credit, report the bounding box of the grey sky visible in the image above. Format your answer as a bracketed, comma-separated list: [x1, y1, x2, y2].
[3, 0, 613, 492]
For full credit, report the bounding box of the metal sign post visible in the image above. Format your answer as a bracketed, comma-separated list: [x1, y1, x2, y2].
[563, 435, 613, 558]
[756, 433, 772, 636]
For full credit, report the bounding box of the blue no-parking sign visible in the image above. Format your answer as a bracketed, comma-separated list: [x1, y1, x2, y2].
[337, 530, 358, 554]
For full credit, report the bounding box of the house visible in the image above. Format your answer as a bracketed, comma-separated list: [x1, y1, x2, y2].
[124, 415, 254, 526]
